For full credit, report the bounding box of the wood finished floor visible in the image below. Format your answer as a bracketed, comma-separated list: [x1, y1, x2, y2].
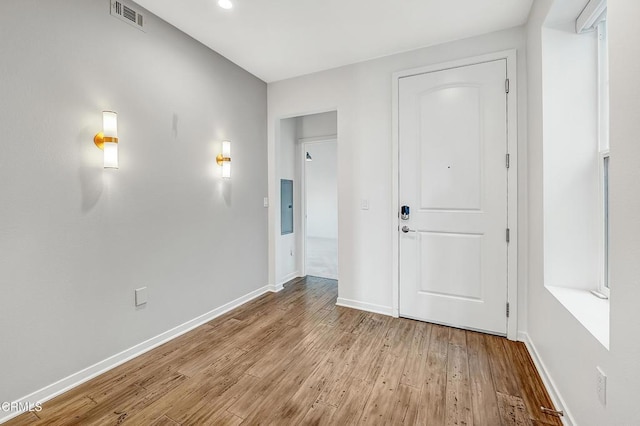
[7, 277, 562, 426]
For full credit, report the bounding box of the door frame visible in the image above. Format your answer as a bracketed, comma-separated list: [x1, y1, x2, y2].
[391, 50, 519, 340]
[299, 136, 338, 279]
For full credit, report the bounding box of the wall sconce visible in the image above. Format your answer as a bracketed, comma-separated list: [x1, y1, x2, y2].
[94, 111, 119, 168]
[216, 140, 231, 178]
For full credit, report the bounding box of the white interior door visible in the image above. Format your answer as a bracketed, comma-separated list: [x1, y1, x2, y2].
[398, 59, 509, 335]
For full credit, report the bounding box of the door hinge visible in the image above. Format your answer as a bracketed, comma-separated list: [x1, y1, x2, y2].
[506, 302, 510, 318]
[505, 78, 510, 94]
[506, 153, 510, 168]
[506, 228, 510, 243]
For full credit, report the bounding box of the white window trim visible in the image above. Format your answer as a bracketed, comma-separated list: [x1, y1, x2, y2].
[576, 0, 607, 33]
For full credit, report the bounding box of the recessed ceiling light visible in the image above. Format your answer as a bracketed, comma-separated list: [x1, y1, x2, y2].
[218, 0, 233, 9]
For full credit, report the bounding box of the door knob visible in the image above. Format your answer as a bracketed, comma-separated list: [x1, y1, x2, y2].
[401, 226, 416, 233]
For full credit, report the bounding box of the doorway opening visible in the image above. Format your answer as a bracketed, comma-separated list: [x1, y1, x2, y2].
[275, 111, 338, 287]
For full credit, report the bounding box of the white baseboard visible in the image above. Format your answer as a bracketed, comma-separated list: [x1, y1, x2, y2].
[0, 284, 274, 425]
[269, 283, 284, 292]
[518, 331, 575, 426]
[278, 271, 300, 287]
[336, 297, 394, 316]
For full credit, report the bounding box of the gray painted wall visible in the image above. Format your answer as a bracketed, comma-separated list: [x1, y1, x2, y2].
[0, 0, 267, 403]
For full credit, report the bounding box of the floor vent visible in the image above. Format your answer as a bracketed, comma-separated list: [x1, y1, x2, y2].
[110, 0, 146, 32]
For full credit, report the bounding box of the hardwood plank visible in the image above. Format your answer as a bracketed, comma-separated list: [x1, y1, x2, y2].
[148, 414, 181, 426]
[268, 330, 362, 424]
[445, 328, 473, 426]
[234, 329, 334, 423]
[177, 345, 246, 378]
[417, 324, 449, 426]
[169, 374, 259, 425]
[316, 313, 391, 408]
[349, 316, 398, 383]
[72, 383, 145, 425]
[506, 341, 563, 426]
[35, 395, 97, 425]
[359, 319, 415, 424]
[127, 355, 261, 424]
[467, 331, 502, 426]
[268, 360, 334, 424]
[321, 305, 365, 331]
[387, 383, 421, 425]
[298, 401, 337, 426]
[486, 334, 522, 397]
[329, 377, 374, 425]
[497, 392, 533, 426]
[400, 321, 432, 389]
[2, 412, 40, 426]
[243, 324, 318, 378]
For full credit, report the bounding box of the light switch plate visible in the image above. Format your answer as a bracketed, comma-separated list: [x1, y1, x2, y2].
[263, 197, 269, 208]
[361, 199, 370, 210]
[135, 287, 148, 306]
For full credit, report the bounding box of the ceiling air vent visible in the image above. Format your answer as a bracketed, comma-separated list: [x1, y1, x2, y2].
[110, 0, 146, 32]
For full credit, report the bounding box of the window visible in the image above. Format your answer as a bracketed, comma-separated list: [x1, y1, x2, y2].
[541, 0, 610, 347]
[598, 19, 610, 296]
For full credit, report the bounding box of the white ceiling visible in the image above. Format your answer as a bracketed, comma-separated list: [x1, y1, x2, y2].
[135, 0, 534, 83]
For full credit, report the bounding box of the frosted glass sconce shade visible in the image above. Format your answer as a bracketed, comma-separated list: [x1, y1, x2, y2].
[217, 140, 231, 178]
[94, 111, 119, 169]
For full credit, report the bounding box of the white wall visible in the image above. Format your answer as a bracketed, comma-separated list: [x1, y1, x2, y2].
[526, 0, 640, 423]
[608, 1, 640, 422]
[276, 117, 298, 284]
[0, 0, 267, 406]
[305, 142, 338, 239]
[542, 23, 600, 289]
[526, 4, 609, 424]
[268, 26, 528, 318]
[297, 112, 338, 140]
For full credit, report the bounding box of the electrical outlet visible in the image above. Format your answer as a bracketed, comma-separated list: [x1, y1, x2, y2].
[361, 199, 370, 210]
[596, 367, 607, 405]
[263, 197, 269, 208]
[135, 287, 148, 307]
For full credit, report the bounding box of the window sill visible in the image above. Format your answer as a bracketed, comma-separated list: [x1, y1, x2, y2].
[546, 285, 610, 349]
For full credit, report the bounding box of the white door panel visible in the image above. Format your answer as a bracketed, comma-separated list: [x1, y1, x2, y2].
[417, 232, 482, 299]
[418, 85, 482, 211]
[399, 59, 508, 335]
